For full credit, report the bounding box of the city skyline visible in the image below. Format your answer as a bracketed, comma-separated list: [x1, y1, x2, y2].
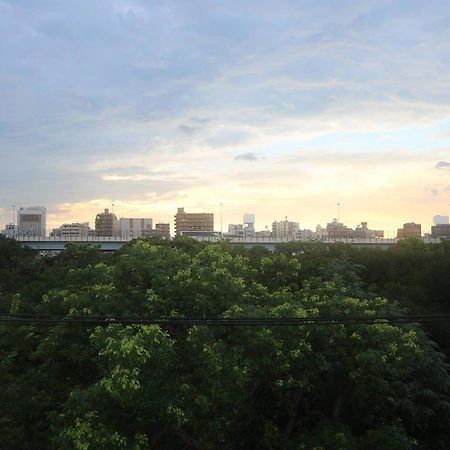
[2, 202, 449, 239]
[1, 1, 450, 231]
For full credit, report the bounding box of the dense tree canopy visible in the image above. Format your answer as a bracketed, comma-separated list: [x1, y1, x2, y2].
[0, 235, 449, 449]
[272, 239, 450, 356]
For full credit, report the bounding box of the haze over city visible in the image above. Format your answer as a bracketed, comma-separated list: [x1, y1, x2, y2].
[1, 1, 450, 232]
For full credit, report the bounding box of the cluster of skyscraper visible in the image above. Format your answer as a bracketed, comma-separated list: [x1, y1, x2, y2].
[1, 207, 170, 239]
[227, 217, 449, 240]
[2, 206, 450, 241]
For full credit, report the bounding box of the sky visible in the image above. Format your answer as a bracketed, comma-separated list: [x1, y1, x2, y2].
[0, 0, 450, 235]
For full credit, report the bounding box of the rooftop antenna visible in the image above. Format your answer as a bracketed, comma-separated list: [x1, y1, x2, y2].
[12, 205, 16, 226]
[337, 203, 341, 223]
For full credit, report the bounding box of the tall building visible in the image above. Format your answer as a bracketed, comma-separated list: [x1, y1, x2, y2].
[51, 222, 91, 238]
[174, 207, 214, 237]
[272, 218, 299, 239]
[95, 209, 119, 237]
[397, 222, 421, 239]
[243, 213, 255, 237]
[433, 215, 450, 225]
[119, 218, 153, 238]
[17, 206, 46, 237]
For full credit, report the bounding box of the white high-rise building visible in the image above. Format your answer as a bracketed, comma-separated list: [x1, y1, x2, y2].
[119, 218, 153, 238]
[17, 206, 46, 237]
[433, 215, 449, 225]
[243, 213, 255, 237]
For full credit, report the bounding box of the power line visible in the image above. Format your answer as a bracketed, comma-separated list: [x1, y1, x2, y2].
[1, 314, 450, 326]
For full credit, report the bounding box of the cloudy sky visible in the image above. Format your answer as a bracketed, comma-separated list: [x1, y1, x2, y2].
[1, 0, 450, 234]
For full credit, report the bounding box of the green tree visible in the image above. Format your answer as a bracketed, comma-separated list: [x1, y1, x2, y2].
[0, 239, 449, 449]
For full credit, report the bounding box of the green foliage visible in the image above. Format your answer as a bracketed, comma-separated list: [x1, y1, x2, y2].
[274, 239, 450, 355]
[0, 237, 449, 449]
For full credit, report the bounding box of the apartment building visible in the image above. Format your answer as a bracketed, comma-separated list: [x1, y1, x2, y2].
[95, 209, 119, 237]
[397, 222, 421, 239]
[272, 218, 299, 239]
[174, 207, 214, 237]
[51, 222, 91, 238]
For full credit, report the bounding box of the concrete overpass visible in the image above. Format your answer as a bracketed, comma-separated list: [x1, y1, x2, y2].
[11, 235, 442, 252]
[191, 236, 403, 251]
[14, 236, 130, 252]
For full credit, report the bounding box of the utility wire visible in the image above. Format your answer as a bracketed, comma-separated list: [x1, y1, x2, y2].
[1, 314, 450, 326]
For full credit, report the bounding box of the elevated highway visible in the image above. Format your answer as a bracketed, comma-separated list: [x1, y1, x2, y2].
[14, 236, 130, 252]
[11, 235, 442, 252]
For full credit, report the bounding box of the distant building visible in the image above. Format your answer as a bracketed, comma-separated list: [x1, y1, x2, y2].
[17, 206, 46, 237]
[433, 215, 449, 225]
[431, 224, 450, 240]
[397, 222, 421, 239]
[316, 221, 383, 240]
[228, 224, 245, 237]
[354, 222, 371, 239]
[298, 229, 314, 241]
[326, 219, 354, 239]
[51, 222, 91, 238]
[1, 224, 18, 237]
[50, 228, 61, 237]
[315, 224, 328, 238]
[95, 209, 119, 237]
[174, 207, 214, 237]
[155, 223, 170, 239]
[354, 222, 384, 239]
[142, 223, 170, 239]
[255, 229, 272, 238]
[371, 229, 385, 239]
[119, 218, 153, 238]
[272, 218, 299, 239]
[243, 213, 255, 237]
[143, 223, 170, 239]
